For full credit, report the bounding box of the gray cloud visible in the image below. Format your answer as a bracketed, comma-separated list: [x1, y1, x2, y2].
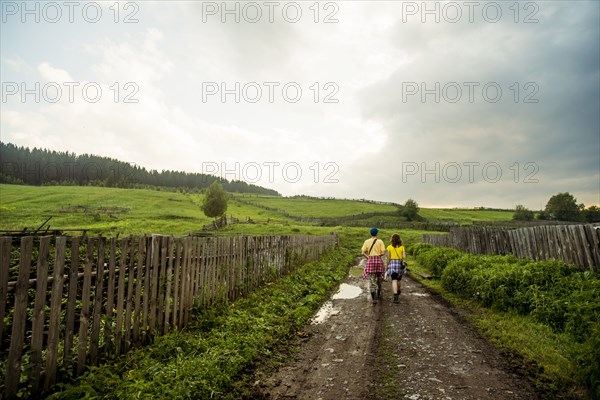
[347, 1, 599, 207]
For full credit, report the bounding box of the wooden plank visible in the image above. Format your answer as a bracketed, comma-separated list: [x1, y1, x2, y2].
[194, 237, 202, 300]
[508, 229, 518, 257]
[243, 236, 250, 294]
[198, 237, 207, 307]
[189, 237, 198, 302]
[0, 236, 12, 350]
[132, 237, 145, 343]
[575, 225, 594, 269]
[229, 237, 235, 300]
[123, 237, 136, 353]
[114, 237, 129, 355]
[140, 236, 152, 338]
[568, 226, 580, 266]
[45, 236, 67, 390]
[220, 237, 226, 303]
[89, 237, 106, 365]
[156, 236, 168, 334]
[63, 237, 80, 370]
[141, 236, 152, 342]
[538, 226, 548, 260]
[181, 237, 192, 325]
[171, 238, 182, 329]
[5, 236, 33, 398]
[162, 236, 174, 334]
[76, 238, 95, 376]
[215, 238, 222, 304]
[104, 238, 117, 356]
[549, 225, 561, 260]
[149, 235, 160, 335]
[232, 237, 237, 299]
[177, 237, 186, 327]
[583, 225, 600, 269]
[30, 235, 51, 393]
[578, 225, 591, 268]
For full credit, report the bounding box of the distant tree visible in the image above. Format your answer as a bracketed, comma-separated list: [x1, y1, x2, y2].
[513, 204, 534, 221]
[202, 180, 228, 218]
[544, 192, 582, 221]
[582, 205, 600, 223]
[402, 199, 420, 221]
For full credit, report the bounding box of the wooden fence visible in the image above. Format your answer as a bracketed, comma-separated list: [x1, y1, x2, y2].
[422, 224, 600, 269]
[0, 233, 337, 398]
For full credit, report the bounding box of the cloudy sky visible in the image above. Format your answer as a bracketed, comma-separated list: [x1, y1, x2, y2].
[1, 0, 599, 208]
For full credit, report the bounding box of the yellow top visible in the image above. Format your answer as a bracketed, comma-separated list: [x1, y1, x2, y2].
[362, 238, 386, 256]
[387, 245, 405, 259]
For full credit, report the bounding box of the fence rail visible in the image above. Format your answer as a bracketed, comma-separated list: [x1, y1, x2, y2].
[0, 233, 337, 398]
[421, 224, 600, 269]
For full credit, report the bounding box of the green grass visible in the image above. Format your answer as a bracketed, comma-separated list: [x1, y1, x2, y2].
[0, 184, 213, 235]
[232, 195, 399, 218]
[1, 185, 518, 238]
[220, 196, 296, 223]
[419, 208, 514, 224]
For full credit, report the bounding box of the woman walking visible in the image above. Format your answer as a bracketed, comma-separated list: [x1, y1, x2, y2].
[362, 227, 387, 304]
[385, 233, 406, 304]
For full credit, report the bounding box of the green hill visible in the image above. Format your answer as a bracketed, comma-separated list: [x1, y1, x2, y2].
[0, 184, 516, 236]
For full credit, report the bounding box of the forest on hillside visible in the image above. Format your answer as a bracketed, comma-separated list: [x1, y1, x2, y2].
[0, 142, 280, 196]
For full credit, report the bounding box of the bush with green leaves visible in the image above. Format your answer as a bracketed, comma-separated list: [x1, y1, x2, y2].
[431, 248, 599, 398]
[577, 322, 600, 399]
[407, 242, 433, 257]
[442, 256, 582, 315]
[529, 270, 600, 341]
[415, 246, 463, 277]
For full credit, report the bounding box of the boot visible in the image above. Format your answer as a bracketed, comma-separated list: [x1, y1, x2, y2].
[393, 293, 399, 304]
[371, 291, 377, 304]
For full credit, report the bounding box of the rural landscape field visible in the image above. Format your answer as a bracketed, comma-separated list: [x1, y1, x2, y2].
[1, 178, 599, 399]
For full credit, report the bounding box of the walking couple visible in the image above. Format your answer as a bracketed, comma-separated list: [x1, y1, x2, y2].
[361, 227, 406, 304]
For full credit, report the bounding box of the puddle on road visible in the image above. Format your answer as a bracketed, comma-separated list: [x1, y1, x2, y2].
[410, 292, 430, 297]
[312, 284, 362, 324]
[332, 284, 362, 300]
[312, 301, 340, 324]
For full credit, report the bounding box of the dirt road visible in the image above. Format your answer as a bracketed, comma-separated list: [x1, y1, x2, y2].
[260, 261, 542, 400]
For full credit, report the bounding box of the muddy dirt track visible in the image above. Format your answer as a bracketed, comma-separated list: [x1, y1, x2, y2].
[260, 261, 542, 400]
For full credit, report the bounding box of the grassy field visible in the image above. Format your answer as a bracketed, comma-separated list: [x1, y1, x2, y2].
[0, 184, 515, 237]
[0, 184, 213, 235]
[231, 195, 399, 218]
[419, 207, 515, 223]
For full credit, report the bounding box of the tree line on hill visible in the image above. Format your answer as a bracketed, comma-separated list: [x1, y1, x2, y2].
[0, 142, 280, 196]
